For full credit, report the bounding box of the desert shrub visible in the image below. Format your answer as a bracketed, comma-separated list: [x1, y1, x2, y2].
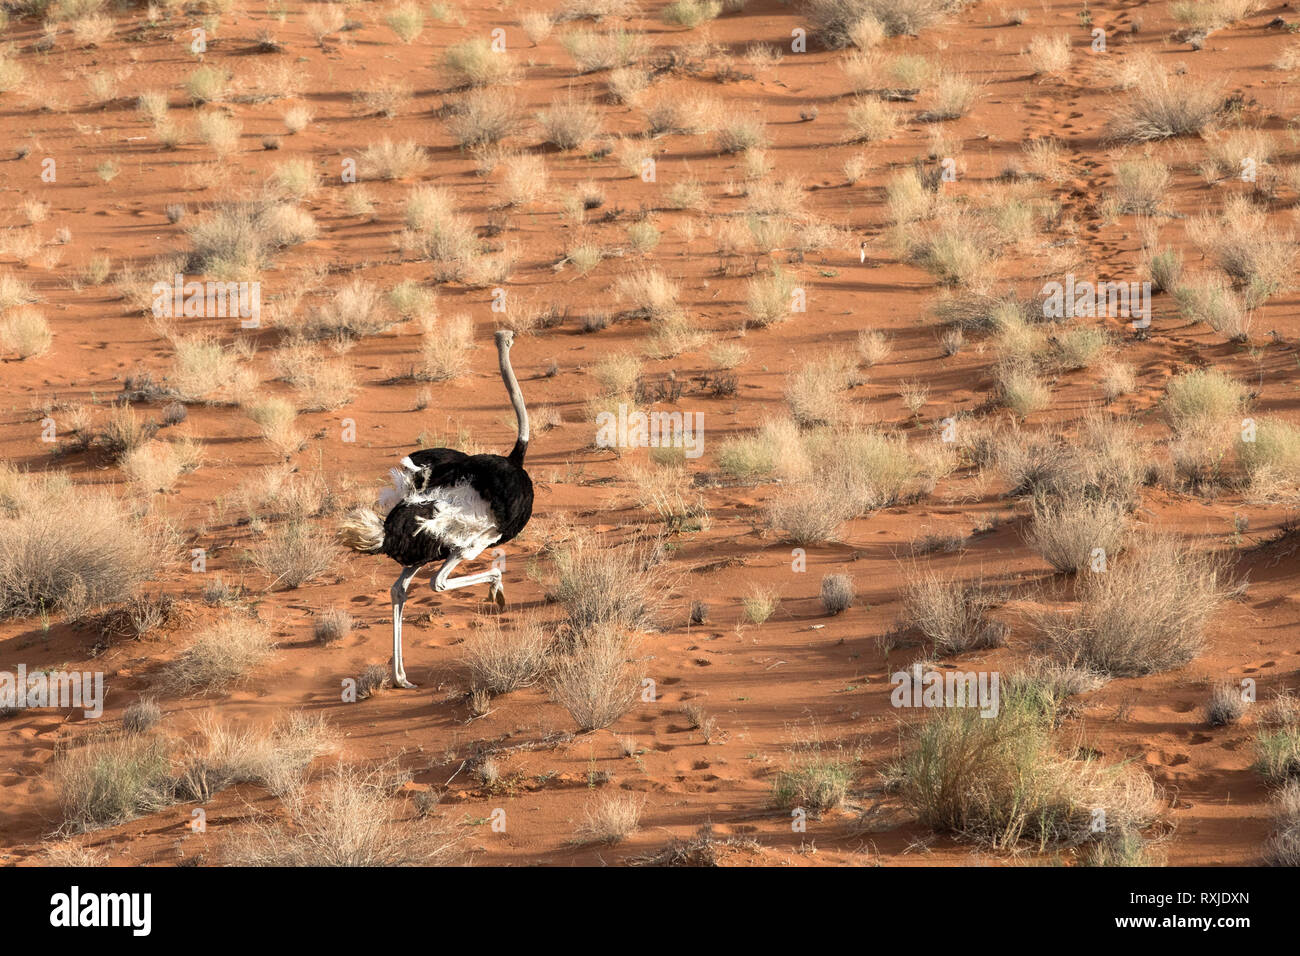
[1038, 536, 1231, 676]
[846, 96, 900, 141]
[625, 461, 710, 532]
[171, 335, 255, 403]
[0, 271, 36, 311]
[228, 763, 459, 865]
[903, 571, 1005, 655]
[461, 615, 553, 693]
[1113, 158, 1170, 214]
[163, 614, 276, 694]
[1023, 33, 1071, 76]
[1163, 367, 1247, 435]
[1002, 657, 1106, 726]
[252, 520, 339, 590]
[903, 210, 995, 286]
[174, 712, 332, 803]
[122, 698, 162, 734]
[1144, 245, 1183, 293]
[1254, 725, 1300, 782]
[50, 733, 174, 831]
[196, 111, 242, 157]
[562, 28, 648, 73]
[185, 201, 317, 279]
[1174, 276, 1252, 343]
[447, 90, 522, 147]
[385, 1, 425, 41]
[122, 439, 202, 494]
[771, 735, 855, 810]
[185, 65, 230, 104]
[662, 0, 721, 26]
[419, 313, 474, 381]
[1205, 682, 1248, 726]
[1264, 780, 1300, 865]
[547, 625, 641, 731]
[401, 186, 479, 278]
[994, 416, 1147, 506]
[575, 792, 644, 843]
[313, 608, 353, 646]
[1052, 326, 1109, 370]
[303, 278, 395, 340]
[548, 532, 668, 631]
[499, 152, 548, 206]
[1171, 0, 1262, 34]
[784, 351, 858, 426]
[813, 427, 922, 510]
[745, 269, 795, 327]
[614, 269, 679, 319]
[1237, 418, 1300, 497]
[442, 36, 517, 88]
[918, 70, 979, 121]
[717, 418, 805, 481]
[1025, 492, 1127, 574]
[0, 306, 52, 358]
[268, 158, 319, 201]
[715, 116, 769, 153]
[805, 0, 960, 46]
[358, 139, 429, 180]
[97, 404, 158, 460]
[820, 574, 855, 614]
[765, 481, 856, 544]
[1108, 61, 1223, 141]
[537, 94, 603, 149]
[1186, 197, 1294, 304]
[0, 478, 168, 619]
[893, 696, 1158, 850]
[994, 359, 1050, 418]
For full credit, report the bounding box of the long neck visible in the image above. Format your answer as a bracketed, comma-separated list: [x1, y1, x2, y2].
[499, 345, 528, 465]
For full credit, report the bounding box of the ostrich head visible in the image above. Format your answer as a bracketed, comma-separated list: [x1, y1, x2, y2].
[495, 330, 529, 465]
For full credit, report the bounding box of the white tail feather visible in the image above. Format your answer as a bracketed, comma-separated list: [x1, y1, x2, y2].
[338, 507, 385, 553]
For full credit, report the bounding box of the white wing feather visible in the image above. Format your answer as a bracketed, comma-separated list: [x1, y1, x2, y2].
[377, 466, 500, 558]
[413, 482, 500, 558]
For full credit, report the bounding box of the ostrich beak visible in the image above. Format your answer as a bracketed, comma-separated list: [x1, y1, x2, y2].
[494, 329, 515, 350]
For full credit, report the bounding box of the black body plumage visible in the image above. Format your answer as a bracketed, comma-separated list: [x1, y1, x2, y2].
[379, 447, 533, 568]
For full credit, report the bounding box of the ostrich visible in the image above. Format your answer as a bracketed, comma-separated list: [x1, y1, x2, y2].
[339, 330, 534, 688]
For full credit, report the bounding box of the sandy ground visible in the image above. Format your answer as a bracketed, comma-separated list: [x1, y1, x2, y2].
[0, 0, 1298, 866]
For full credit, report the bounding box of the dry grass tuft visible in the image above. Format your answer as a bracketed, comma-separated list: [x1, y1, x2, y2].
[0, 307, 52, 358]
[0, 476, 169, 620]
[903, 571, 1005, 655]
[1108, 60, 1224, 142]
[575, 791, 645, 843]
[548, 625, 642, 731]
[50, 733, 174, 832]
[1025, 491, 1128, 574]
[253, 520, 340, 590]
[163, 613, 276, 694]
[228, 763, 460, 865]
[1038, 536, 1231, 677]
[893, 696, 1158, 851]
[462, 615, 553, 694]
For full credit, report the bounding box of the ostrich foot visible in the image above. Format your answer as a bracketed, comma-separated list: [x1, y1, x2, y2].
[489, 579, 506, 608]
[393, 672, 419, 689]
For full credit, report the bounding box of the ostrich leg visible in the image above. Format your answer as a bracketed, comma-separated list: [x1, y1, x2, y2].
[390, 564, 423, 689]
[432, 554, 506, 608]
